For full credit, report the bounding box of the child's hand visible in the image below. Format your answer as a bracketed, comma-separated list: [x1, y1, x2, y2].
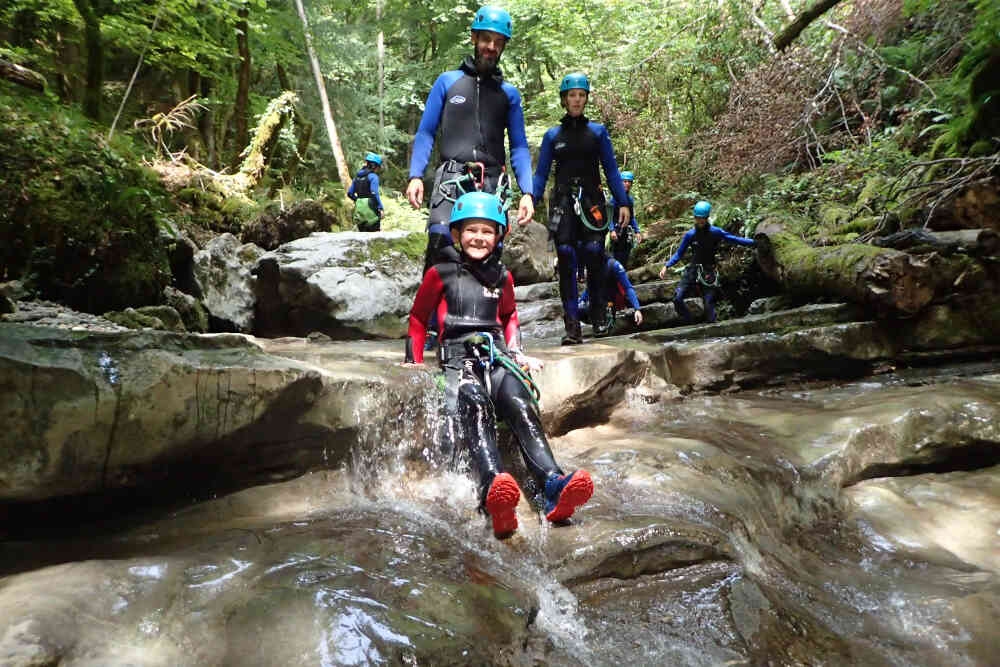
[512, 351, 544, 373]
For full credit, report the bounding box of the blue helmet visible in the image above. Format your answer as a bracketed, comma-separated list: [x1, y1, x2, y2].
[450, 192, 508, 231]
[560, 72, 590, 93]
[693, 200, 711, 218]
[471, 6, 512, 39]
[364, 152, 382, 166]
[621, 171, 634, 182]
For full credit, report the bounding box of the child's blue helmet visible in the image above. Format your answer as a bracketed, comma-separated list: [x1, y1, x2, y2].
[621, 171, 634, 182]
[560, 72, 590, 93]
[450, 192, 508, 231]
[364, 152, 382, 166]
[693, 200, 712, 218]
[471, 6, 512, 39]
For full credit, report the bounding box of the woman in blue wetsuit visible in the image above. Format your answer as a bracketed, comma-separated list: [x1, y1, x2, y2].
[532, 72, 631, 345]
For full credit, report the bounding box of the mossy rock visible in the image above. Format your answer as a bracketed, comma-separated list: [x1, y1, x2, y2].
[103, 308, 166, 330]
[135, 305, 186, 332]
[0, 87, 170, 314]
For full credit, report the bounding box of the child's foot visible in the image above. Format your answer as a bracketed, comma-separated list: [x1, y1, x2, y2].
[544, 470, 594, 522]
[485, 472, 521, 538]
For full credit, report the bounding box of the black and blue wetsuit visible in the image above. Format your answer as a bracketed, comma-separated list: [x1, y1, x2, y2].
[347, 167, 384, 231]
[664, 224, 755, 323]
[578, 256, 640, 323]
[609, 192, 639, 266]
[409, 56, 533, 273]
[532, 114, 628, 329]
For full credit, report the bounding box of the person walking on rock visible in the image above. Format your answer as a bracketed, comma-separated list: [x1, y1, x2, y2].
[405, 5, 534, 271]
[347, 152, 385, 232]
[532, 72, 631, 344]
[659, 200, 756, 323]
[609, 171, 641, 267]
[405, 192, 594, 539]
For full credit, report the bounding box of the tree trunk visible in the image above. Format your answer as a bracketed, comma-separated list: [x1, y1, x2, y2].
[377, 0, 385, 140]
[755, 219, 934, 315]
[0, 59, 45, 91]
[71, 0, 103, 119]
[774, 0, 846, 51]
[873, 229, 1000, 256]
[198, 74, 217, 168]
[232, 2, 252, 163]
[294, 0, 351, 189]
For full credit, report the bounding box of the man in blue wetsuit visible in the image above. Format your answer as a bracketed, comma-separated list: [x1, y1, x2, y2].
[608, 171, 641, 267]
[532, 72, 630, 344]
[578, 255, 644, 330]
[405, 5, 534, 350]
[347, 152, 384, 231]
[405, 5, 534, 273]
[659, 200, 757, 323]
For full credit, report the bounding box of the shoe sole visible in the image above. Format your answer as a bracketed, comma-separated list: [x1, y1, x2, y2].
[485, 472, 521, 538]
[546, 470, 594, 522]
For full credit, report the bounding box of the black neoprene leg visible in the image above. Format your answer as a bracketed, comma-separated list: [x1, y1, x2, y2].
[488, 366, 562, 487]
[455, 372, 503, 501]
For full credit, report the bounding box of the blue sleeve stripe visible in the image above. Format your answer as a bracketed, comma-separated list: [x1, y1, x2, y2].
[503, 83, 533, 193]
[531, 127, 557, 199]
[369, 173, 383, 210]
[666, 229, 693, 267]
[591, 122, 629, 204]
[408, 71, 462, 179]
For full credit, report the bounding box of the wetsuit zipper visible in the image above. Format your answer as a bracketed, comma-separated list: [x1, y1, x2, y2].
[474, 77, 481, 163]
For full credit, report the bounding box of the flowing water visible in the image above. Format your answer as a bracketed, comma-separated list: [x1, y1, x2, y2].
[1, 355, 999, 666]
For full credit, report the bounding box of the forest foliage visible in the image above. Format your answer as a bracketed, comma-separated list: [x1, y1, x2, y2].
[1, 0, 998, 309]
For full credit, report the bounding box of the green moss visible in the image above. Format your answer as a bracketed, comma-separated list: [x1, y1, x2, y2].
[0, 84, 170, 313]
[365, 232, 427, 266]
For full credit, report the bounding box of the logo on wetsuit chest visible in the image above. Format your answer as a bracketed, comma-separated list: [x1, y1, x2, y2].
[449, 95, 467, 104]
[482, 286, 500, 298]
[554, 142, 567, 150]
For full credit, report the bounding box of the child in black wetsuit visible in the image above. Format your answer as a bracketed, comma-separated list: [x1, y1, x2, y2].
[405, 191, 594, 538]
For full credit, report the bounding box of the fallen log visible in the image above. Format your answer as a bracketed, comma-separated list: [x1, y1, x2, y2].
[755, 220, 934, 315]
[873, 228, 999, 256]
[0, 59, 45, 92]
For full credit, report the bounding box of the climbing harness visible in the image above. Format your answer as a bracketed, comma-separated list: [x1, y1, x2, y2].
[695, 264, 720, 288]
[438, 162, 513, 212]
[464, 332, 541, 408]
[571, 186, 610, 232]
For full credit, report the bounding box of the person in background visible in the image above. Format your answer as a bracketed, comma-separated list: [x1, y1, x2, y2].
[532, 72, 630, 344]
[578, 254, 643, 330]
[405, 192, 594, 539]
[347, 152, 384, 231]
[608, 171, 641, 267]
[658, 200, 756, 323]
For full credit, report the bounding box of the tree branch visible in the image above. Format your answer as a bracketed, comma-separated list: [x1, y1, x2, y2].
[774, 0, 846, 52]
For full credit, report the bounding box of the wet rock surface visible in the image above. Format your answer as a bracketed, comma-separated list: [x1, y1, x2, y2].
[2, 310, 1000, 665]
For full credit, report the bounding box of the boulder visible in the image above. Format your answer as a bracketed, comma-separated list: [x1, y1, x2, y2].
[502, 221, 554, 285]
[253, 231, 424, 339]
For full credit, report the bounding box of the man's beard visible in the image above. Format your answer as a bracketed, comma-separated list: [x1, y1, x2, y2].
[474, 46, 499, 72]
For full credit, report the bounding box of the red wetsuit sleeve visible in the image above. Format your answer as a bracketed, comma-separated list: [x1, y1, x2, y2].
[407, 268, 444, 364]
[498, 272, 521, 349]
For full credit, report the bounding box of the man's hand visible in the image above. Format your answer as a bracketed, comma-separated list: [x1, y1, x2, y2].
[634, 309, 643, 326]
[635, 233, 642, 245]
[659, 265, 668, 280]
[516, 194, 534, 225]
[617, 206, 630, 227]
[406, 178, 424, 209]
